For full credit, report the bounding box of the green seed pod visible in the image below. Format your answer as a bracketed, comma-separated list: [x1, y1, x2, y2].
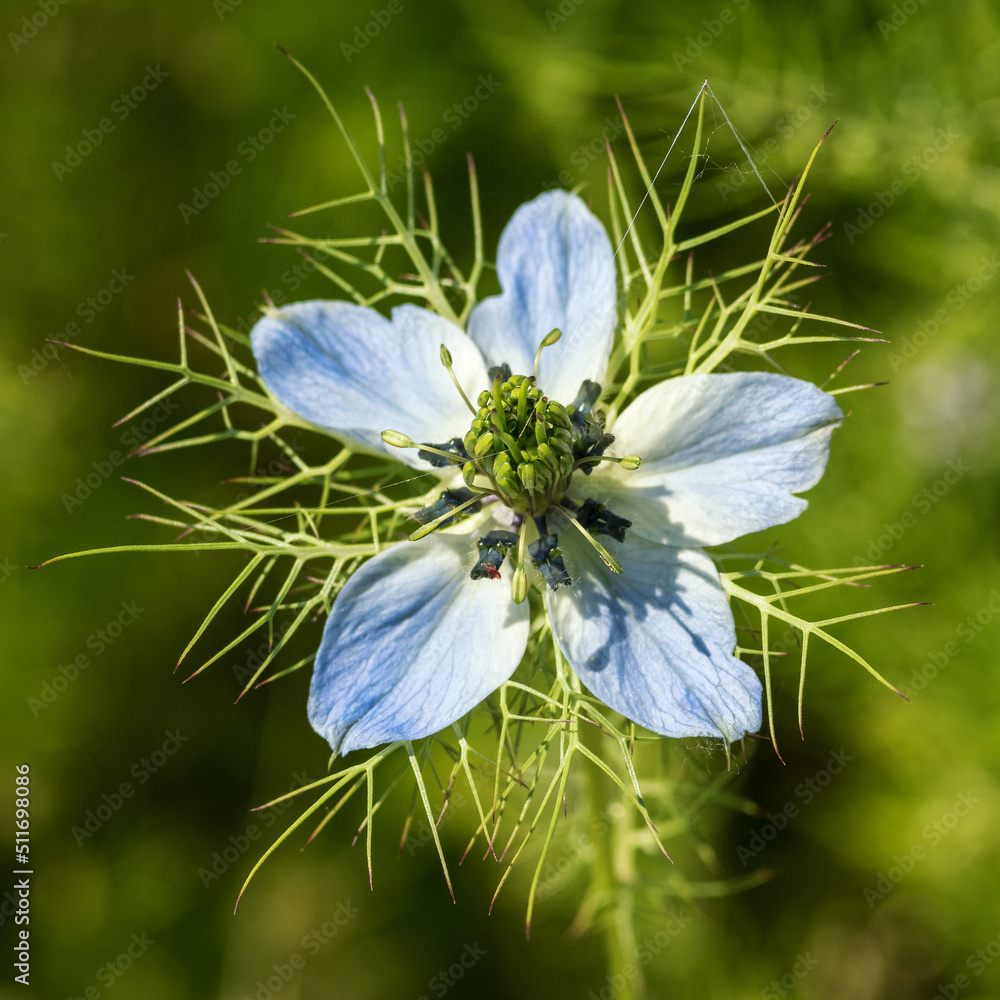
[493, 450, 512, 474]
[497, 472, 521, 498]
[533, 463, 553, 492]
[520, 463, 536, 492]
[536, 442, 559, 472]
[474, 432, 495, 459]
[511, 566, 527, 604]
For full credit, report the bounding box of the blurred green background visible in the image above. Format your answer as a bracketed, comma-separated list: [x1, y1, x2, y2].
[2, 0, 999, 997]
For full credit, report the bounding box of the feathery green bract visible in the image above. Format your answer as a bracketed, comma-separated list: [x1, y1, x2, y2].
[49, 73, 913, 955]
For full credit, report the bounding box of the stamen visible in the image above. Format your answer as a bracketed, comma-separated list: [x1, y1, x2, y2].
[558, 507, 622, 574]
[381, 430, 464, 466]
[569, 380, 602, 426]
[575, 498, 632, 543]
[439, 345, 477, 415]
[417, 438, 469, 468]
[528, 533, 572, 590]
[576, 453, 642, 471]
[470, 530, 519, 581]
[381, 429, 417, 449]
[572, 426, 616, 475]
[409, 489, 484, 540]
[533, 328, 562, 381]
[512, 523, 528, 603]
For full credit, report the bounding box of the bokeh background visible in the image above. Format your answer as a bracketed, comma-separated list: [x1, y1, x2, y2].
[3, 0, 999, 997]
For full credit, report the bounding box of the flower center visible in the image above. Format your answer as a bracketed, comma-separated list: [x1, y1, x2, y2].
[380, 340, 643, 603]
[459, 367, 611, 517]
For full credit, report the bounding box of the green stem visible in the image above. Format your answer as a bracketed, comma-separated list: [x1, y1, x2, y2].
[582, 724, 642, 1000]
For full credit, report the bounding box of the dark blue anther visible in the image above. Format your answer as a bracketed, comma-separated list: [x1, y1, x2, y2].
[487, 362, 512, 383]
[569, 380, 602, 427]
[412, 488, 480, 527]
[416, 437, 470, 468]
[576, 498, 631, 543]
[470, 530, 520, 581]
[529, 533, 571, 590]
[573, 427, 615, 474]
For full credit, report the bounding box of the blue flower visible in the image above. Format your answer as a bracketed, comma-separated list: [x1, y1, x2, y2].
[250, 190, 843, 755]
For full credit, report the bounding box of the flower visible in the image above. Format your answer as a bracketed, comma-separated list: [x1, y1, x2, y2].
[250, 190, 843, 755]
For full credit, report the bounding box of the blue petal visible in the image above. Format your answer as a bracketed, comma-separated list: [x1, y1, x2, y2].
[587, 372, 843, 546]
[468, 190, 617, 402]
[546, 525, 761, 742]
[251, 301, 489, 468]
[308, 532, 530, 754]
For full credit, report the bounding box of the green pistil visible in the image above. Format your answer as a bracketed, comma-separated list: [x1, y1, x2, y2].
[385, 364, 644, 570]
[458, 373, 630, 517]
[463, 375, 579, 516]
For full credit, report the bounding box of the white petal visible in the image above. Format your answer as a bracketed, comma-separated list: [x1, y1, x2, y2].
[251, 301, 488, 468]
[546, 526, 761, 742]
[468, 190, 617, 402]
[308, 532, 529, 754]
[588, 372, 843, 545]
